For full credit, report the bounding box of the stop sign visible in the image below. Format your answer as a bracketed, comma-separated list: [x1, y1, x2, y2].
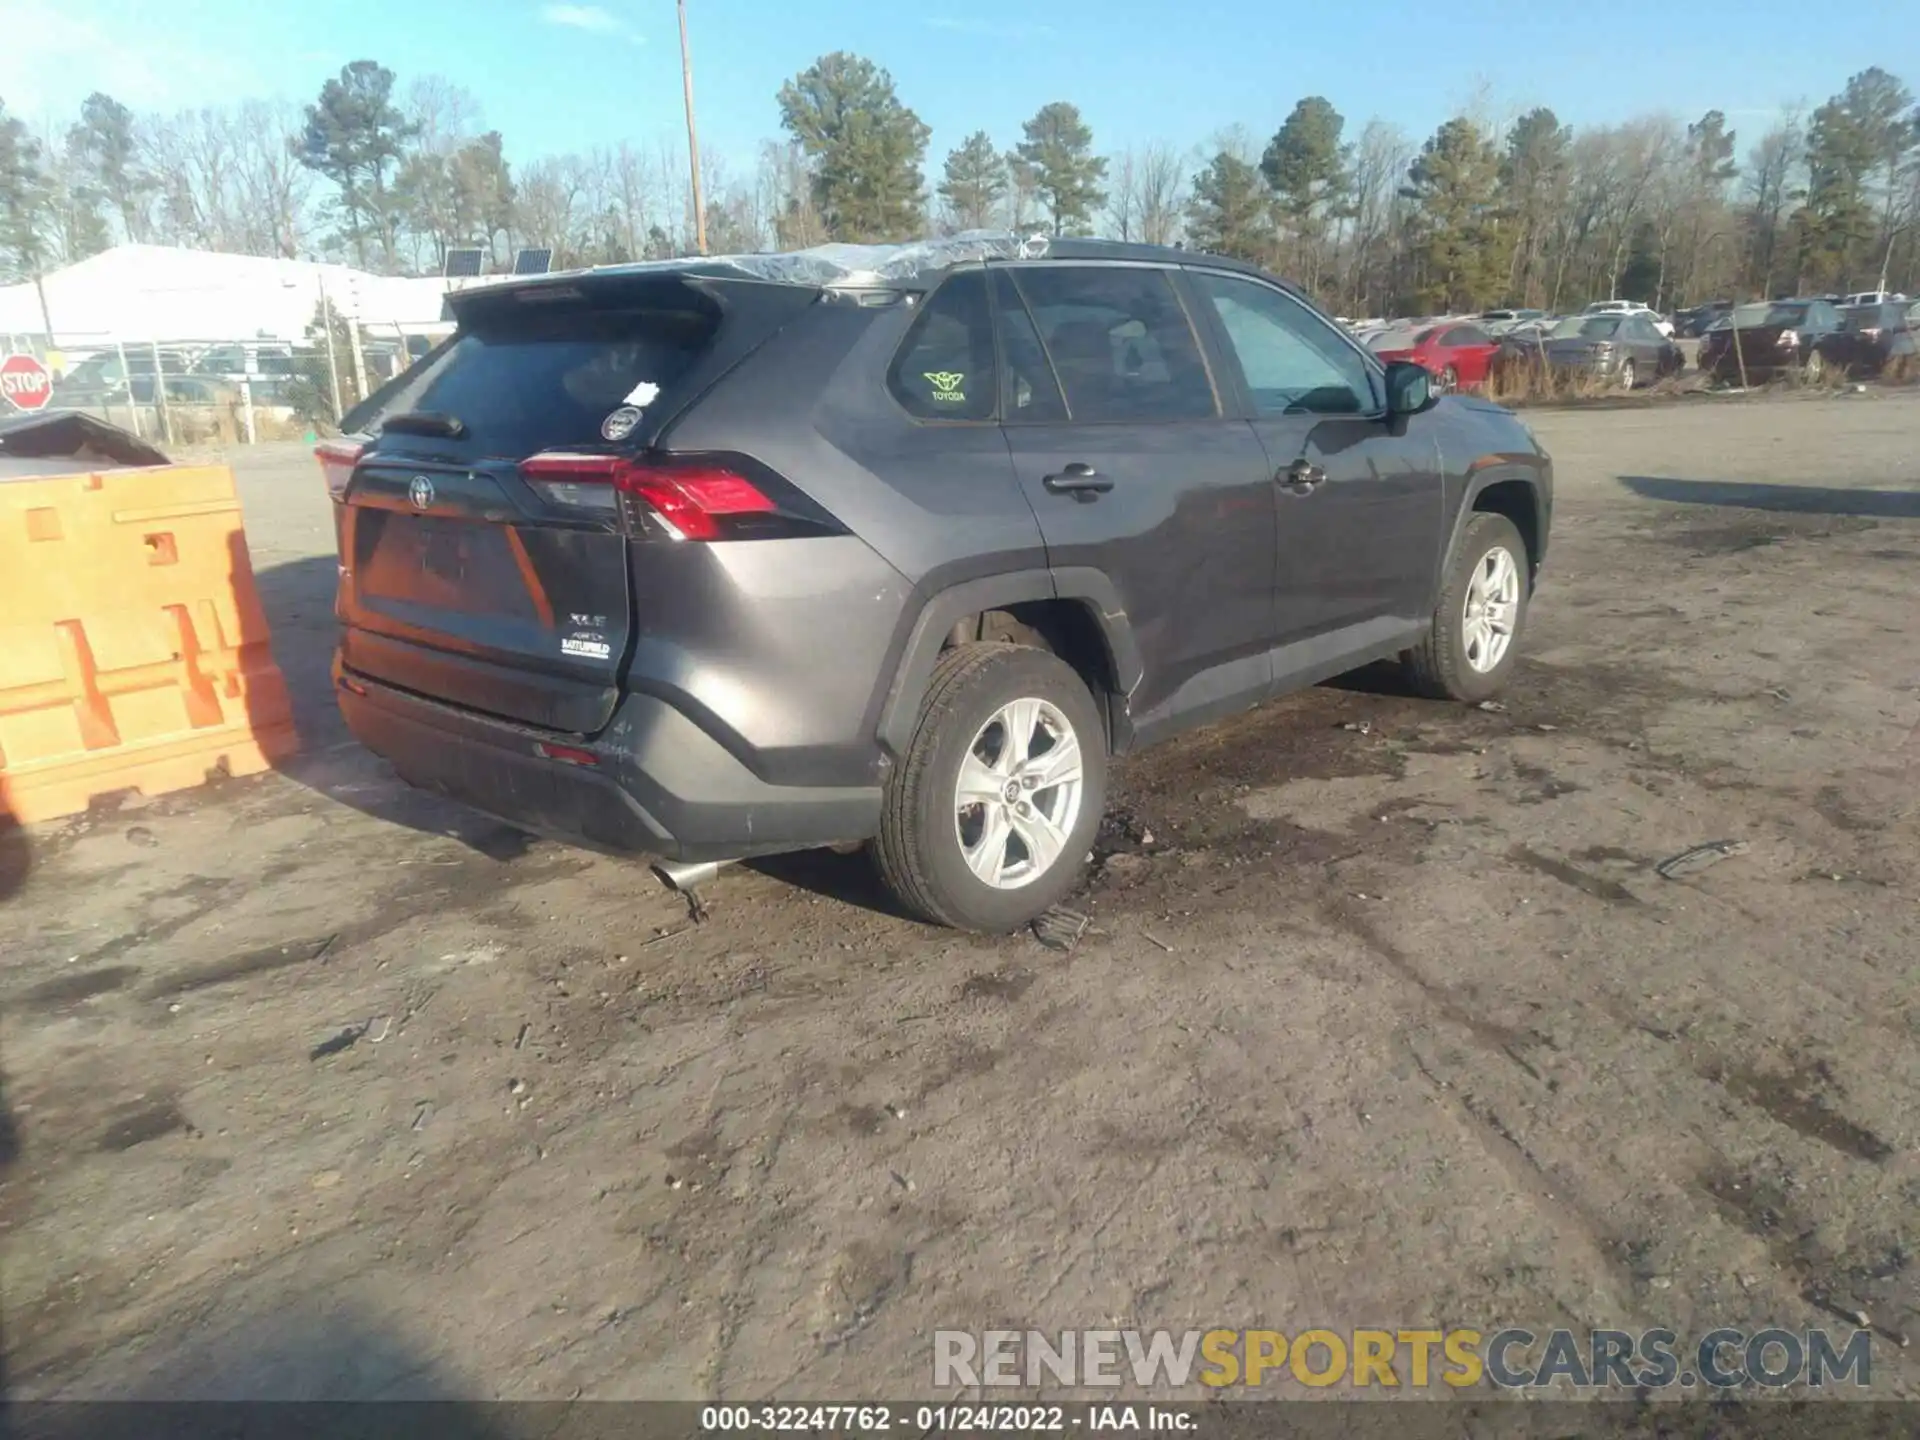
[1, 353, 54, 412]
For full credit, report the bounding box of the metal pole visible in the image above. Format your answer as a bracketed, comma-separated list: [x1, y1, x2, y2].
[240, 378, 257, 445]
[678, 0, 708, 255]
[31, 271, 54, 338]
[348, 317, 369, 408]
[150, 340, 174, 445]
[1877, 224, 1909, 297]
[115, 340, 140, 436]
[317, 273, 343, 423]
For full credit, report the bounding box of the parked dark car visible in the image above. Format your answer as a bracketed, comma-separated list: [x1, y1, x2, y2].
[1699, 299, 1848, 383]
[319, 237, 1552, 932]
[1833, 301, 1919, 377]
[1673, 302, 1732, 339]
[1500, 312, 1683, 388]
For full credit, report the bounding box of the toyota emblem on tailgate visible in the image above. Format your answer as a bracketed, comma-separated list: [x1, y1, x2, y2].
[409, 476, 435, 509]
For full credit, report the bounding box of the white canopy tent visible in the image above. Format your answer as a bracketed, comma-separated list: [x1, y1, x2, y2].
[0, 245, 461, 350]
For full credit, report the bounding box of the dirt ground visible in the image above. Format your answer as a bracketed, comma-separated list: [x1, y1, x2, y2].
[3, 391, 1918, 1404]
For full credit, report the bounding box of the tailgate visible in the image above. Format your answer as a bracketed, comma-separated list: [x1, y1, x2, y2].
[339, 457, 631, 733]
[331, 275, 751, 734]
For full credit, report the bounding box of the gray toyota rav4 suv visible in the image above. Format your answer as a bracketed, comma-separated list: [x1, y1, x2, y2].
[322, 234, 1551, 932]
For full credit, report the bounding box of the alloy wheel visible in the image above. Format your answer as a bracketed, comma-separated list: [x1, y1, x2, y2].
[953, 698, 1085, 890]
[1462, 545, 1520, 674]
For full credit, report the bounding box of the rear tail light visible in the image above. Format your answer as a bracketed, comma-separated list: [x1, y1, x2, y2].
[519, 452, 828, 542]
[315, 438, 365, 500]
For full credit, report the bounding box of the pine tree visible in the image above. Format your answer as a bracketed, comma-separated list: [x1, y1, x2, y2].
[1186, 151, 1273, 264]
[1014, 102, 1107, 235]
[1403, 117, 1509, 311]
[0, 98, 49, 284]
[294, 61, 418, 270]
[938, 132, 1007, 231]
[1500, 108, 1570, 307]
[777, 52, 930, 242]
[68, 93, 152, 243]
[1262, 97, 1348, 287]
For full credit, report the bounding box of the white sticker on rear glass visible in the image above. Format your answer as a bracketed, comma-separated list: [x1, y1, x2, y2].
[623, 381, 660, 407]
[561, 635, 612, 660]
[601, 405, 643, 441]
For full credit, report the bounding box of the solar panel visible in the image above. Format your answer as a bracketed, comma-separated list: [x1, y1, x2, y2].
[511, 248, 554, 276]
[442, 247, 486, 278]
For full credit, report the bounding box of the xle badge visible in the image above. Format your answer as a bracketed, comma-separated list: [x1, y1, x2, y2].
[924, 371, 966, 403]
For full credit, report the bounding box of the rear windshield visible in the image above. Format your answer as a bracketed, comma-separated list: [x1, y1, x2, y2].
[1841, 304, 1900, 330]
[359, 294, 721, 458]
[1732, 302, 1806, 328]
[1551, 316, 1621, 340]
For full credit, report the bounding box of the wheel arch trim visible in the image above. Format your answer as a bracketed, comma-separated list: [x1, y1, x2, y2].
[875, 567, 1142, 760]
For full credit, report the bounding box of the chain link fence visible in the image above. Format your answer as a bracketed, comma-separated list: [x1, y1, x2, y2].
[1, 318, 442, 447]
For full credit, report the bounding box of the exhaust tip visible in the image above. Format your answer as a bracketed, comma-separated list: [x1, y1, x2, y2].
[652, 858, 723, 893]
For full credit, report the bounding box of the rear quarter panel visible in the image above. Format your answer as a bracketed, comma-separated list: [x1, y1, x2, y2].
[658, 290, 1049, 783]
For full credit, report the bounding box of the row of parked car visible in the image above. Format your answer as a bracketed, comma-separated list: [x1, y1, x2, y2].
[1344, 293, 1917, 391]
[49, 336, 434, 410]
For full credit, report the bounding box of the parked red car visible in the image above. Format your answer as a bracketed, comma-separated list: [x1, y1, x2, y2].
[1367, 320, 1501, 392]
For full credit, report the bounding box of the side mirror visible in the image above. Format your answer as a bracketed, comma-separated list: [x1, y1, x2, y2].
[1383, 360, 1432, 416]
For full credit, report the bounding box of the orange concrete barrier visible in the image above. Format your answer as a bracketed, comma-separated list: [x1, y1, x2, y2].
[0, 463, 298, 824]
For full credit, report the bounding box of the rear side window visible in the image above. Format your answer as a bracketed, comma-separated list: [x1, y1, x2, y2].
[365, 298, 720, 457]
[1011, 266, 1216, 423]
[888, 271, 996, 420]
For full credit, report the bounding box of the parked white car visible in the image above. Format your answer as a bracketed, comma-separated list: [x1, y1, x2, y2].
[1582, 300, 1676, 339]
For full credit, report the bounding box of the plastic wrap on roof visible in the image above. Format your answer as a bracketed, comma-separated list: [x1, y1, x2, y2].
[582, 230, 1050, 288]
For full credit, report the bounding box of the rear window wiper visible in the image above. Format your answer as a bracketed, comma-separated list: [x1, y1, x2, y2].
[380, 411, 468, 439]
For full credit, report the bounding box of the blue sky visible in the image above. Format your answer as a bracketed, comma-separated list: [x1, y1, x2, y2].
[3, 0, 1916, 177]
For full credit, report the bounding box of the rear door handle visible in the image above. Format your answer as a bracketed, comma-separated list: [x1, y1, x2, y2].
[1281, 459, 1327, 493]
[1042, 462, 1113, 500]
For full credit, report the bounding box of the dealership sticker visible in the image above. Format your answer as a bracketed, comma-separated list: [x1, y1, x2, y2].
[623, 380, 661, 407]
[561, 635, 612, 660]
[601, 406, 643, 441]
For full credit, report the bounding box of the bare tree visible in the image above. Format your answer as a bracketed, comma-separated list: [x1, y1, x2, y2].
[1742, 110, 1805, 297]
[231, 101, 313, 258]
[514, 154, 587, 262]
[1345, 120, 1410, 313]
[607, 142, 656, 259]
[1106, 148, 1139, 240]
[1105, 143, 1186, 246]
[1134, 142, 1187, 247]
[758, 139, 824, 249]
[406, 77, 478, 159]
[143, 109, 242, 252]
[32, 124, 109, 264]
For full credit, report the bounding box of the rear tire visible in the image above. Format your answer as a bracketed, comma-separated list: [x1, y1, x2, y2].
[1803, 349, 1827, 384]
[1436, 364, 1459, 394]
[874, 643, 1107, 932]
[1618, 359, 1637, 390]
[1402, 512, 1531, 703]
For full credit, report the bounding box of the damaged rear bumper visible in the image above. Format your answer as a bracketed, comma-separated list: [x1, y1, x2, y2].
[335, 659, 881, 862]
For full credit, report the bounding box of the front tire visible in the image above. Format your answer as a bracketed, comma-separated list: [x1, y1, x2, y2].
[1402, 513, 1531, 703]
[874, 643, 1107, 932]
